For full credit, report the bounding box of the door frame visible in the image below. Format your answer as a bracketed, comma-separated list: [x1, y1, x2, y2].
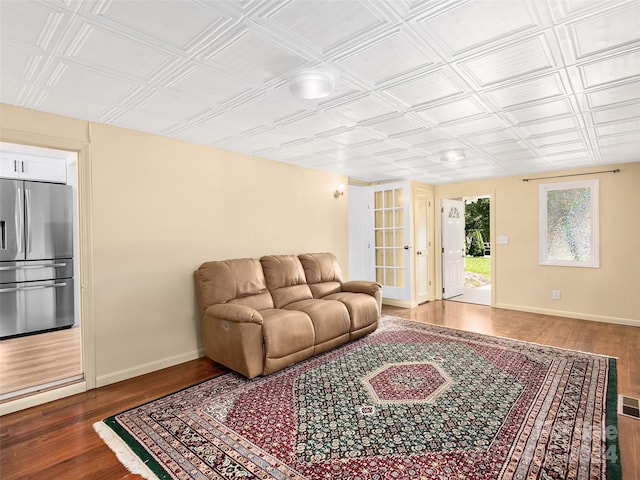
[0, 133, 94, 415]
[435, 190, 495, 306]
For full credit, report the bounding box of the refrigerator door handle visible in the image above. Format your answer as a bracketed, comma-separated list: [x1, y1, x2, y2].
[0, 282, 67, 293]
[25, 187, 32, 253]
[0, 262, 68, 271]
[16, 186, 23, 254]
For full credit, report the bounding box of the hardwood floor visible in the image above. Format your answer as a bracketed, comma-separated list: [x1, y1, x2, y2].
[0, 327, 82, 400]
[1, 301, 638, 480]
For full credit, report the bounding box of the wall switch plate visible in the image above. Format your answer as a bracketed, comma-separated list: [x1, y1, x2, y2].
[496, 235, 509, 244]
[552, 290, 561, 300]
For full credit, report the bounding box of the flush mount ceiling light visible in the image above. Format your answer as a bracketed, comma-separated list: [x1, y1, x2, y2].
[440, 149, 466, 163]
[289, 71, 334, 100]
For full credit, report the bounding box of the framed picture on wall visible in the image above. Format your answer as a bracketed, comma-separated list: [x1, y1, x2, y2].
[538, 179, 599, 268]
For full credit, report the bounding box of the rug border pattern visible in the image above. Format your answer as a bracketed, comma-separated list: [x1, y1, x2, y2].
[95, 315, 621, 480]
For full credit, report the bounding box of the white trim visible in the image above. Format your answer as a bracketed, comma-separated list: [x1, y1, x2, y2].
[0, 381, 87, 416]
[494, 302, 640, 328]
[96, 348, 204, 387]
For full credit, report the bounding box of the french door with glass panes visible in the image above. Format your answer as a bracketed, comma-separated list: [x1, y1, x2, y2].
[373, 182, 411, 301]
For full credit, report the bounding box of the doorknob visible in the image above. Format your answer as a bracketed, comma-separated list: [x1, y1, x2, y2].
[416, 251, 423, 255]
[404, 245, 409, 250]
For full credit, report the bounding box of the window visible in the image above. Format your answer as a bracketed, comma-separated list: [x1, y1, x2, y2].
[539, 179, 599, 268]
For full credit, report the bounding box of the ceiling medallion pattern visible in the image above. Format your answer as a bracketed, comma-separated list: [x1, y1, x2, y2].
[1, 0, 639, 184]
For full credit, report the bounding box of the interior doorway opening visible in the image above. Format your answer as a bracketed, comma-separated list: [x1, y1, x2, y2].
[447, 195, 491, 306]
[0, 143, 83, 404]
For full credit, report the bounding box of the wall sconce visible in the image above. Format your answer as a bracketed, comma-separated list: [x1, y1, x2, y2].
[334, 183, 345, 198]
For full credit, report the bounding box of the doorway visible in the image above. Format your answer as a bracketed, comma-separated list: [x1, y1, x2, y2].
[442, 195, 492, 306]
[0, 143, 83, 404]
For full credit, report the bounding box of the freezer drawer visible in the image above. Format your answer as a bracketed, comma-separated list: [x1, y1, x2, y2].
[0, 278, 74, 339]
[0, 259, 73, 284]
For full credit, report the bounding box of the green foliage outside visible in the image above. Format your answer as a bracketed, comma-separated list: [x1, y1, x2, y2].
[468, 230, 485, 257]
[465, 256, 491, 278]
[465, 198, 490, 255]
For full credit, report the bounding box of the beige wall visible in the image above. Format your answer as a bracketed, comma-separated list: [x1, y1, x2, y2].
[1, 104, 349, 386]
[2, 103, 638, 392]
[434, 163, 640, 326]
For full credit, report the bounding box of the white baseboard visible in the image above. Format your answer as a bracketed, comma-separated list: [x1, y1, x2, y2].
[0, 381, 87, 416]
[96, 348, 205, 388]
[382, 298, 419, 308]
[494, 303, 640, 328]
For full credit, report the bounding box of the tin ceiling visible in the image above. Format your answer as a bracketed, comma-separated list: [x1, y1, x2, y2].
[1, 0, 639, 184]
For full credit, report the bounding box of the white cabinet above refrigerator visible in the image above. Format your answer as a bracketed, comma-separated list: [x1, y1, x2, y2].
[0, 151, 67, 183]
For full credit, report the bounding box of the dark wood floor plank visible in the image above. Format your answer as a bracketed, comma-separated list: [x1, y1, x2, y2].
[1, 301, 637, 479]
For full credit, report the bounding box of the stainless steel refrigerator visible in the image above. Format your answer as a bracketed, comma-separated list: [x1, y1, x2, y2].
[0, 178, 74, 339]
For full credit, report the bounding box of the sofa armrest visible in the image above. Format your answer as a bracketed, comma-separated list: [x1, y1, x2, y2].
[201, 304, 265, 378]
[342, 280, 382, 297]
[205, 303, 264, 325]
[342, 280, 382, 315]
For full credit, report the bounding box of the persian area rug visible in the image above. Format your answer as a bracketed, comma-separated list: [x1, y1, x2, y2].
[94, 315, 621, 480]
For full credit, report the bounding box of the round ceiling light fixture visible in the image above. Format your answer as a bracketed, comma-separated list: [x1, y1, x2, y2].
[440, 149, 466, 163]
[289, 71, 335, 100]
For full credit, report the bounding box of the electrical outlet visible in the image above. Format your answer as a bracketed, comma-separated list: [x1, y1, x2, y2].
[552, 290, 561, 300]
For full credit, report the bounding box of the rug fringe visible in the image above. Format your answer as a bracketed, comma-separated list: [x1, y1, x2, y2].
[93, 421, 159, 480]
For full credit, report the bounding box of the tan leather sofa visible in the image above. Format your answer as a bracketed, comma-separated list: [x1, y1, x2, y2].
[194, 252, 381, 378]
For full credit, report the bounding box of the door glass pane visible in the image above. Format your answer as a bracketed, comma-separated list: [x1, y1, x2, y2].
[394, 188, 404, 206]
[384, 190, 393, 207]
[394, 208, 403, 226]
[384, 209, 394, 226]
[374, 191, 383, 209]
[384, 230, 394, 247]
[375, 211, 383, 228]
[385, 249, 395, 266]
[373, 185, 408, 297]
[395, 230, 404, 247]
[385, 268, 396, 286]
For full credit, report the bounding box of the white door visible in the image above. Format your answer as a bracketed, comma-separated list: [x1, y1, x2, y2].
[414, 191, 430, 304]
[348, 185, 375, 281]
[373, 182, 411, 301]
[441, 199, 465, 299]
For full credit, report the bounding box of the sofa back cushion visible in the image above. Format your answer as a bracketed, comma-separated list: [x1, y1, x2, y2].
[195, 258, 274, 317]
[260, 255, 313, 308]
[298, 252, 343, 298]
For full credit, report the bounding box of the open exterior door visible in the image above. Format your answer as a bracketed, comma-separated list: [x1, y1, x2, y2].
[441, 199, 465, 299]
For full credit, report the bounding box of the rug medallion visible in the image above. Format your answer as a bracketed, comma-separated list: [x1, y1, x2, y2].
[95, 316, 620, 480]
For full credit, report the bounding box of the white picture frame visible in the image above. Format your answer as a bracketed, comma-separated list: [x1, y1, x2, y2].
[539, 179, 599, 268]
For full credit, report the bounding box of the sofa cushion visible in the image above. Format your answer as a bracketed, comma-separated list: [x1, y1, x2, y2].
[298, 252, 343, 298]
[323, 292, 379, 339]
[260, 255, 313, 308]
[261, 309, 315, 359]
[284, 299, 350, 349]
[195, 258, 274, 316]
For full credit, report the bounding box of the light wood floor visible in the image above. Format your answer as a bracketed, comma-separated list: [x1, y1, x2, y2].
[1, 301, 638, 480]
[0, 327, 82, 401]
